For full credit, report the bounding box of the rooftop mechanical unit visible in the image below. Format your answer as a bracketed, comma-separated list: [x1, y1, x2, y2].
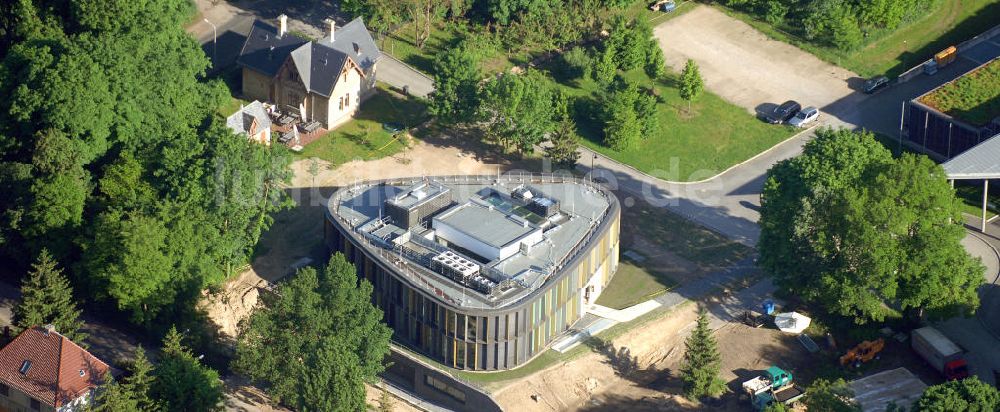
[385, 180, 452, 229]
[512, 185, 560, 217]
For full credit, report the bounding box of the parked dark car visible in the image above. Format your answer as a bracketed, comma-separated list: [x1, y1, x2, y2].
[764, 100, 801, 124]
[863, 75, 890, 94]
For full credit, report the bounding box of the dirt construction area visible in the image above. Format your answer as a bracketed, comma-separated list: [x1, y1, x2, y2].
[655, 6, 861, 119]
[491, 289, 818, 412]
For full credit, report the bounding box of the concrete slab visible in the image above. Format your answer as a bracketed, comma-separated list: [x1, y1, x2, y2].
[850, 368, 927, 412]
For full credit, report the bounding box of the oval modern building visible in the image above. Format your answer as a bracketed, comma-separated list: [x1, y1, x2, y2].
[325, 174, 620, 371]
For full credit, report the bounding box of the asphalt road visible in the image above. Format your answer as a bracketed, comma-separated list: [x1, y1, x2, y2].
[584, 6, 989, 247]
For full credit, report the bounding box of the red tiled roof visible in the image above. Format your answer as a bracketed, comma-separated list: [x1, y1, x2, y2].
[0, 326, 108, 407]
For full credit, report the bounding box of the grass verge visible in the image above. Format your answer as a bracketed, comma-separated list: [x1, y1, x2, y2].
[621, 197, 753, 266]
[712, 1, 1000, 78]
[595, 258, 678, 309]
[296, 86, 429, 166]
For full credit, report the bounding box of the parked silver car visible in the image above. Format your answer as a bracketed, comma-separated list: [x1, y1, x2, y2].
[787, 106, 819, 127]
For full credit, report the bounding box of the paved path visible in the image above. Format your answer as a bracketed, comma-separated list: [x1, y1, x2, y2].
[378, 53, 435, 97]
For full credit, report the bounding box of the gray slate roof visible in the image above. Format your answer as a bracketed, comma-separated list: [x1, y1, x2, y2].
[317, 17, 380, 73]
[291, 43, 349, 98]
[237, 20, 308, 77]
[237, 17, 379, 97]
[226, 100, 272, 136]
[942, 133, 1000, 179]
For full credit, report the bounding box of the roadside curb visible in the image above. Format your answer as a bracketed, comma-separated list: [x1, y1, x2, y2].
[580, 124, 817, 186]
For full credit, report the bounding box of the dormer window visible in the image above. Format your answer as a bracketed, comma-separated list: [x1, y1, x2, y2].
[19, 360, 31, 375]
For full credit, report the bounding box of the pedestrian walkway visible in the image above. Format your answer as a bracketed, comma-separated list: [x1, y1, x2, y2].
[552, 257, 764, 352]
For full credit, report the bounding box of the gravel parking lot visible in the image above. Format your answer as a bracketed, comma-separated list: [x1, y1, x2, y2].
[654, 6, 861, 121]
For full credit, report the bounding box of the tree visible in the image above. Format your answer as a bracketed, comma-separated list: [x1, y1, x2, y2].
[403, 0, 450, 49]
[679, 59, 704, 111]
[0, 0, 293, 335]
[803, 379, 860, 412]
[377, 386, 396, 412]
[644, 39, 666, 79]
[545, 117, 581, 169]
[634, 89, 659, 137]
[90, 346, 158, 412]
[680, 311, 725, 399]
[430, 46, 481, 124]
[592, 45, 618, 86]
[804, 0, 863, 50]
[604, 101, 641, 152]
[762, 402, 789, 412]
[561, 46, 592, 80]
[914, 377, 1000, 412]
[759, 129, 983, 323]
[233, 254, 392, 412]
[151, 327, 223, 412]
[13, 249, 87, 345]
[478, 71, 555, 154]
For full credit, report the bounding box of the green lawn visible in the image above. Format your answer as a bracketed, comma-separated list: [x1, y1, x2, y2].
[919, 58, 1000, 126]
[621, 194, 752, 266]
[548, 68, 796, 182]
[595, 258, 678, 309]
[714, 1, 1000, 78]
[955, 183, 999, 219]
[296, 87, 429, 166]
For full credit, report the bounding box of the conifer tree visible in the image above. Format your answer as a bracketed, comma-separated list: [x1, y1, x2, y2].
[90, 346, 159, 412]
[680, 311, 725, 399]
[545, 117, 581, 169]
[13, 249, 87, 345]
[151, 327, 223, 412]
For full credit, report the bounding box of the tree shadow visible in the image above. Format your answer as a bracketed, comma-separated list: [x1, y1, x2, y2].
[585, 337, 641, 378]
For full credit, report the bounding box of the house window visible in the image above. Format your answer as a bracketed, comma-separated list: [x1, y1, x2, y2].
[0, 382, 8, 396]
[345, 93, 351, 107]
[30, 398, 40, 410]
[343, 72, 348, 82]
[339, 97, 344, 111]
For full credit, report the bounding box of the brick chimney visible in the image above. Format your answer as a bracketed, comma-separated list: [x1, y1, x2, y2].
[278, 14, 288, 37]
[326, 18, 336, 43]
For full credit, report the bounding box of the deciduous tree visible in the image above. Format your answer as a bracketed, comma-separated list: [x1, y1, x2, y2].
[914, 377, 1000, 412]
[803, 378, 860, 412]
[478, 71, 555, 154]
[759, 129, 983, 323]
[679, 59, 704, 111]
[546, 117, 581, 169]
[431, 46, 481, 124]
[233, 254, 392, 412]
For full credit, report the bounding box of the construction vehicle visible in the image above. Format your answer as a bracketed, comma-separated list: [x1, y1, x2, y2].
[912, 327, 970, 380]
[840, 338, 885, 368]
[743, 366, 806, 410]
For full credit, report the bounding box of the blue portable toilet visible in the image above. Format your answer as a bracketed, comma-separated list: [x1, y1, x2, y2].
[763, 300, 775, 315]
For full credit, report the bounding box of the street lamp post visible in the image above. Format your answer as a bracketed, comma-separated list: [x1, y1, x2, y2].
[204, 18, 217, 66]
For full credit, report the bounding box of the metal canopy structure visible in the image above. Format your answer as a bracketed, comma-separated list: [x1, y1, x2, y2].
[943, 133, 1000, 231]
